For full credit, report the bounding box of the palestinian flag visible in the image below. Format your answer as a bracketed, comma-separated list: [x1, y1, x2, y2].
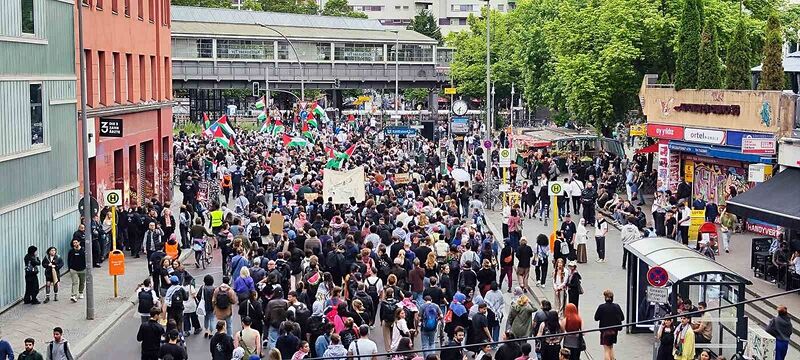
[324, 146, 335, 158]
[255, 96, 266, 110]
[335, 144, 356, 160]
[259, 117, 272, 133]
[306, 111, 318, 129]
[202, 112, 211, 129]
[282, 134, 309, 148]
[257, 111, 267, 122]
[271, 119, 285, 137]
[301, 123, 316, 143]
[207, 124, 232, 149]
[325, 158, 342, 169]
[311, 102, 329, 123]
[216, 115, 236, 137]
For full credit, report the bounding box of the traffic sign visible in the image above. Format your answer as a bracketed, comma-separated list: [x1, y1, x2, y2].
[104, 189, 122, 206]
[647, 266, 669, 287]
[483, 140, 493, 149]
[548, 181, 565, 196]
[499, 183, 511, 192]
[646, 286, 669, 303]
[499, 148, 513, 168]
[444, 87, 457, 95]
[77, 196, 99, 217]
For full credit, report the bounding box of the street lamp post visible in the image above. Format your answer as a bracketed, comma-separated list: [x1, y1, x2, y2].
[255, 23, 305, 101]
[510, 83, 515, 129]
[484, 1, 492, 177]
[391, 30, 400, 123]
[76, 0, 95, 320]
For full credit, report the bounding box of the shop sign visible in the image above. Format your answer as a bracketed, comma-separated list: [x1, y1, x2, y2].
[647, 124, 684, 140]
[748, 163, 772, 183]
[725, 130, 774, 147]
[683, 128, 726, 145]
[688, 209, 706, 243]
[778, 141, 800, 168]
[684, 161, 694, 182]
[673, 103, 741, 116]
[741, 138, 776, 155]
[746, 219, 784, 238]
[657, 144, 670, 191]
[629, 124, 646, 137]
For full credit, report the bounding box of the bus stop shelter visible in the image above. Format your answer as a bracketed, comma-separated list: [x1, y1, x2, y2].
[624, 237, 752, 355]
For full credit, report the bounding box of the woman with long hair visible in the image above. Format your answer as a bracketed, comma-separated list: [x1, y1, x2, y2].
[552, 258, 567, 316]
[534, 234, 550, 288]
[391, 307, 410, 351]
[655, 317, 675, 360]
[499, 242, 514, 292]
[536, 310, 564, 360]
[507, 208, 522, 249]
[390, 337, 422, 360]
[560, 303, 584, 360]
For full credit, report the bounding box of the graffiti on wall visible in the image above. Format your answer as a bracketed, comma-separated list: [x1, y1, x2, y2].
[692, 162, 752, 206]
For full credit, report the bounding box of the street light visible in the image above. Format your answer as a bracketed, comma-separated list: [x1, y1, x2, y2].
[390, 30, 400, 122]
[255, 23, 305, 101]
[484, 0, 492, 178]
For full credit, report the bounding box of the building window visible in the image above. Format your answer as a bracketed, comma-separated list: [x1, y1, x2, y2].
[334, 43, 384, 62]
[497, 4, 504, 11]
[164, 57, 170, 99]
[395, 5, 400, 10]
[85, 50, 94, 106]
[113, 52, 121, 103]
[451, 4, 474, 12]
[150, 55, 157, 100]
[364, 5, 382, 11]
[437, 47, 454, 67]
[402, 6, 408, 10]
[98, 51, 107, 105]
[112, 0, 118, 13]
[139, 54, 146, 100]
[217, 39, 274, 60]
[124, 0, 130, 16]
[459, 18, 467, 25]
[30, 83, 43, 146]
[394, 44, 433, 62]
[96, 0, 103, 9]
[21, 0, 34, 34]
[126, 53, 134, 102]
[148, 0, 154, 21]
[439, 18, 450, 26]
[171, 38, 213, 59]
[278, 41, 331, 61]
[138, 0, 143, 19]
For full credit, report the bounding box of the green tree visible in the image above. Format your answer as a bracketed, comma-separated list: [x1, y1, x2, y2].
[759, 13, 785, 90]
[242, 0, 262, 11]
[725, 18, 752, 89]
[674, 0, 703, 90]
[407, 10, 442, 44]
[261, 0, 318, 14]
[321, 0, 368, 18]
[171, 0, 230, 8]
[403, 88, 430, 106]
[697, 23, 723, 89]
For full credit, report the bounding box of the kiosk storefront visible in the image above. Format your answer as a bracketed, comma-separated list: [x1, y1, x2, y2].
[624, 237, 752, 356]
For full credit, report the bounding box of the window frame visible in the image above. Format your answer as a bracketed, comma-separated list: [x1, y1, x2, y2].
[29, 82, 45, 147]
[21, 0, 35, 35]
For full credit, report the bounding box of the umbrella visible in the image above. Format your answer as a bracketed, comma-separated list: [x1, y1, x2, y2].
[451, 168, 471, 182]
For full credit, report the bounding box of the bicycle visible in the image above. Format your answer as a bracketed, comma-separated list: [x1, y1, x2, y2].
[192, 237, 213, 269]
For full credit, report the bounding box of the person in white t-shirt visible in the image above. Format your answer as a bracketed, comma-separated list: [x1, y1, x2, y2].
[595, 218, 609, 263]
[347, 325, 378, 360]
[569, 177, 584, 215]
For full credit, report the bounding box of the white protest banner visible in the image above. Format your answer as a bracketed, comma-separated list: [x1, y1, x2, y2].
[323, 166, 366, 204]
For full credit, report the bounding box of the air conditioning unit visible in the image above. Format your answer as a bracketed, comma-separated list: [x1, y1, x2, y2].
[745, 326, 776, 360]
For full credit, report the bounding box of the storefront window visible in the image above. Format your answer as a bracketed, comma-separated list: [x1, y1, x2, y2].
[334, 43, 385, 62]
[278, 41, 331, 61]
[437, 47, 454, 67]
[217, 39, 274, 60]
[171, 38, 213, 59]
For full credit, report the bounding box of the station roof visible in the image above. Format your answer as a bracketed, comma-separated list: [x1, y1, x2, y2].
[623, 237, 751, 285]
[171, 6, 437, 44]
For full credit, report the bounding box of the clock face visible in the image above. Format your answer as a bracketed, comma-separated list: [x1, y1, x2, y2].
[452, 100, 468, 116]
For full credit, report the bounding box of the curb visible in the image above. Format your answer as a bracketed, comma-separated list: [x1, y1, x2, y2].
[73, 249, 194, 358]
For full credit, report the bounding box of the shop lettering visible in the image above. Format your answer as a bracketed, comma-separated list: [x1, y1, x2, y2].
[746, 222, 782, 237]
[684, 128, 725, 144]
[674, 103, 741, 116]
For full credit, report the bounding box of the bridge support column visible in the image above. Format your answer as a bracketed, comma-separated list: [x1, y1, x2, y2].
[331, 89, 344, 116]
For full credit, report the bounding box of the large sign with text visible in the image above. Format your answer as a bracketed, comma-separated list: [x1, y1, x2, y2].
[683, 127, 726, 145]
[646, 124, 684, 140]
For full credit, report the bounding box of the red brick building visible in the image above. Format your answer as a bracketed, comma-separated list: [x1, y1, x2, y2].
[75, 0, 173, 206]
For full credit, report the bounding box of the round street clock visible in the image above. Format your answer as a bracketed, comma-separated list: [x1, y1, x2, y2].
[452, 100, 469, 116]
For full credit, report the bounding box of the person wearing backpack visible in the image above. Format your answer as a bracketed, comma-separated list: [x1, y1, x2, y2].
[457, 261, 477, 294]
[378, 287, 399, 352]
[212, 276, 237, 336]
[136, 279, 161, 323]
[165, 276, 187, 334]
[199, 275, 216, 338]
[264, 287, 289, 350]
[234, 316, 262, 358]
[220, 173, 232, 204]
[419, 295, 442, 358]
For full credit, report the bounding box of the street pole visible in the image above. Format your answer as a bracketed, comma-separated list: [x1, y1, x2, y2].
[394, 30, 400, 124]
[484, 1, 492, 182]
[255, 23, 304, 101]
[77, 0, 94, 320]
[510, 83, 515, 130]
[111, 206, 118, 298]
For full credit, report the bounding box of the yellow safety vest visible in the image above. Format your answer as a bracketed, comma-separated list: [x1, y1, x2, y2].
[210, 210, 223, 227]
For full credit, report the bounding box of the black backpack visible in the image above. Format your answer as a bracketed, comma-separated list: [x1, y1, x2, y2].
[215, 289, 231, 309]
[292, 303, 311, 331]
[249, 224, 261, 242]
[138, 290, 155, 313]
[170, 288, 185, 311]
[380, 298, 398, 324]
[366, 277, 380, 299]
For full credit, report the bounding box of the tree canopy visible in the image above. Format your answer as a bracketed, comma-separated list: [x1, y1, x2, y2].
[407, 10, 442, 44]
[445, 0, 775, 133]
[260, 0, 318, 15]
[321, 0, 368, 18]
[759, 13, 785, 90]
[171, 0, 230, 8]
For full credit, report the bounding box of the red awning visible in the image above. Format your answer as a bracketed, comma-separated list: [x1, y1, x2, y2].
[636, 143, 659, 154]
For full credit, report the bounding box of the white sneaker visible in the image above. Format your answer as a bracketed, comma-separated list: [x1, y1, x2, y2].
[70, 296, 77, 303]
[78, 294, 84, 299]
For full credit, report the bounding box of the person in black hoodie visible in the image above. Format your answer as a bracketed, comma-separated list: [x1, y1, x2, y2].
[67, 239, 87, 302]
[495, 331, 522, 360]
[137, 307, 165, 360]
[23, 246, 41, 304]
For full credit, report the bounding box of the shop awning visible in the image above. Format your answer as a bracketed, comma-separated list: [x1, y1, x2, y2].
[636, 143, 659, 154]
[726, 167, 800, 229]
